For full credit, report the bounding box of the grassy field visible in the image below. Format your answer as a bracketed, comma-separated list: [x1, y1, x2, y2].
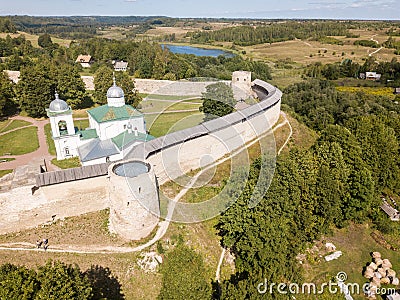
[74, 118, 90, 130]
[242, 28, 397, 67]
[145, 94, 200, 101]
[336, 86, 396, 99]
[146, 111, 204, 137]
[0, 31, 71, 48]
[0, 119, 32, 133]
[299, 224, 400, 300]
[141, 99, 202, 114]
[0, 126, 39, 155]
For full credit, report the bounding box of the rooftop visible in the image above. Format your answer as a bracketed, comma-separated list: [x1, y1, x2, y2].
[112, 130, 155, 151]
[77, 128, 98, 140]
[75, 55, 92, 63]
[78, 138, 119, 162]
[87, 104, 143, 123]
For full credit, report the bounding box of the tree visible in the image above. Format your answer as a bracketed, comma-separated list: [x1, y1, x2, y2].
[115, 71, 142, 108]
[35, 261, 92, 300]
[0, 71, 17, 117]
[158, 245, 211, 300]
[93, 66, 113, 105]
[52, 64, 87, 109]
[16, 62, 54, 117]
[0, 263, 39, 299]
[199, 82, 236, 121]
[38, 34, 53, 49]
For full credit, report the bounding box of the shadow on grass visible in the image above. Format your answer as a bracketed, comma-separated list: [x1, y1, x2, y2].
[84, 265, 124, 300]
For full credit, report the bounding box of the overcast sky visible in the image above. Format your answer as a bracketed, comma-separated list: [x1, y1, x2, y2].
[1, 0, 399, 20]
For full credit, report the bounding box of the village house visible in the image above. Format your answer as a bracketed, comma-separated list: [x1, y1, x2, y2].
[75, 54, 93, 68]
[113, 60, 128, 72]
[360, 72, 381, 81]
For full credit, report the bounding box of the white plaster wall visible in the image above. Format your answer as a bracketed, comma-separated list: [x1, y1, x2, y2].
[54, 135, 81, 160]
[97, 118, 145, 140]
[50, 112, 75, 137]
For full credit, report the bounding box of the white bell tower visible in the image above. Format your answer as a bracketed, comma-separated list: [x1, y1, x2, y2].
[47, 92, 80, 160]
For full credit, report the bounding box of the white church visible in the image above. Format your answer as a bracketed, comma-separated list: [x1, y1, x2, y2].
[47, 78, 154, 166]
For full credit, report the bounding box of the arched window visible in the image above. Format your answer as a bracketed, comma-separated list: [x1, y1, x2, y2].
[58, 120, 68, 135]
[64, 147, 70, 155]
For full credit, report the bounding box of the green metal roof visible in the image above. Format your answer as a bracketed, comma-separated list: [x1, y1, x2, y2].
[77, 128, 98, 140]
[87, 104, 143, 123]
[112, 130, 155, 151]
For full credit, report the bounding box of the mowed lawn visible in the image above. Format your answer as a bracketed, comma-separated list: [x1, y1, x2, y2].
[141, 100, 202, 113]
[0, 119, 32, 133]
[146, 111, 204, 137]
[0, 126, 39, 155]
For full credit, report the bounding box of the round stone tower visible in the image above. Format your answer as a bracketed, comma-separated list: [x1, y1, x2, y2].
[108, 160, 160, 240]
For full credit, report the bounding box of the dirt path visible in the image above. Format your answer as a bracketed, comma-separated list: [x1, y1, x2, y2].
[0, 115, 57, 171]
[368, 34, 383, 57]
[0, 112, 292, 255]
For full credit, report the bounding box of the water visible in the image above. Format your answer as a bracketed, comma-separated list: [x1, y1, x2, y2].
[113, 162, 149, 178]
[162, 44, 234, 57]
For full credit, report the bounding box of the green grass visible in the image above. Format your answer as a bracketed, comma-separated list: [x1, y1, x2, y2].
[146, 111, 204, 137]
[300, 224, 400, 300]
[0, 169, 13, 178]
[74, 118, 90, 130]
[0, 127, 39, 155]
[51, 157, 81, 169]
[146, 94, 200, 101]
[0, 119, 32, 133]
[141, 100, 202, 113]
[44, 123, 56, 156]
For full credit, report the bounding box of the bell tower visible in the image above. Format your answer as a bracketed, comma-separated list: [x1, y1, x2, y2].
[46, 92, 80, 160]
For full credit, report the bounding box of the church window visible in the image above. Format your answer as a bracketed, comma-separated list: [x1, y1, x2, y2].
[64, 147, 70, 155]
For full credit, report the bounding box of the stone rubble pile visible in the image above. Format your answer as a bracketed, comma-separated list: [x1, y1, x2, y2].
[363, 252, 399, 299]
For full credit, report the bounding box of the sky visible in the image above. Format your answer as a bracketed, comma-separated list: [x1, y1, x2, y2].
[0, 0, 399, 20]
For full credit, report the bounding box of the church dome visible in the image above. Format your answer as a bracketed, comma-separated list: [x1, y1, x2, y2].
[107, 79, 124, 98]
[49, 92, 69, 112]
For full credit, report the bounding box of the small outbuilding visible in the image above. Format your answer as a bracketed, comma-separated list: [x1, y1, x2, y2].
[75, 55, 93, 68]
[113, 60, 128, 72]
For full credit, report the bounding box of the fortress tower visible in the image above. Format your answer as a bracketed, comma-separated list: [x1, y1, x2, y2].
[108, 160, 160, 240]
[232, 70, 252, 93]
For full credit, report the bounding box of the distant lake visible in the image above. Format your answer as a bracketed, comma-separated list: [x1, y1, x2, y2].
[161, 44, 234, 57]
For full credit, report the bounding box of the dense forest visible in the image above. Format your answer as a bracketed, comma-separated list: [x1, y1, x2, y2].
[213, 78, 400, 298]
[187, 21, 352, 45]
[0, 261, 123, 299]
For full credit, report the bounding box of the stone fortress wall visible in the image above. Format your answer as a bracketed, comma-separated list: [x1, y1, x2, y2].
[7, 76, 282, 240]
